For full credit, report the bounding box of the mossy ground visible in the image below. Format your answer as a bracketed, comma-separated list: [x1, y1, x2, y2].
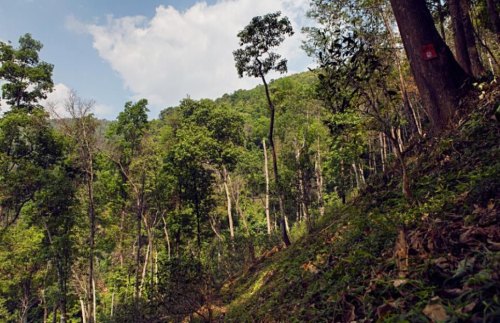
[216, 84, 500, 322]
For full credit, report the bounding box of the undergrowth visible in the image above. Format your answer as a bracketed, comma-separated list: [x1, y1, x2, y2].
[218, 84, 500, 322]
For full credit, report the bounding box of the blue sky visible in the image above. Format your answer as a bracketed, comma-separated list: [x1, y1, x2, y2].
[0, 0, 312, 119]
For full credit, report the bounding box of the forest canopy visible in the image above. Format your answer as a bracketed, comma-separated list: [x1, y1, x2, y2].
[0, 0, 499, 322]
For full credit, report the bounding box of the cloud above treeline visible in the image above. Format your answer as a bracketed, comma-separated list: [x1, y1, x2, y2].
[69, 0, 313, 114]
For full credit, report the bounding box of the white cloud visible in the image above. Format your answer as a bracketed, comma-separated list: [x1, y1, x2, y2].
[0, 82, 115, 119]
[42, 84, 115, 120]
[42, 83, 73, 118]
[77, 0, 313, 116]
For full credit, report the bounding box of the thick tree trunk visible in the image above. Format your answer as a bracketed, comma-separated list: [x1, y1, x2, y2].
[390, 0, 469, 133]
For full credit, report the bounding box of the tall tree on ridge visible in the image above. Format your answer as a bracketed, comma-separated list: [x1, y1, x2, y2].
[0, 34, 53, 113]
[233, 11, 294, 246]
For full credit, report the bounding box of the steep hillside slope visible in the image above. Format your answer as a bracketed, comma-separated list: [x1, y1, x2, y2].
[219, 83, 500, 322]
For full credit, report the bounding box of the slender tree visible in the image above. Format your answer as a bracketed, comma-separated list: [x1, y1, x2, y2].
[233, 11, 294, 246]
[62, 92, 98, 323]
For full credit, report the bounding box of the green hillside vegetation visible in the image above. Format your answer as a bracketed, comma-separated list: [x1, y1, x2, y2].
[221, 85, 500, 322]
[1, 1, 500, 322]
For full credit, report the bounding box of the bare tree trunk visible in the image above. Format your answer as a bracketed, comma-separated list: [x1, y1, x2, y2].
[358, 163, 366, 186]
[486, 0, 500, 41]
[110, 292, 114, 319]
[134, 172, 146, 301]
[450, 0, 473, 75]
[352, 163, 361, 189]
[222, 166, 234, 239]
[80, 299, 87, 323]
[161, 214, 171, 260]
[315, 139, 325, 217]
[390, 0, 469, 133]
[87, 173, 96, 323]
[92, 277, 96, 323]
[379, 132, 386, 172]
[119, 209, 125, 267]
[260, 68, 291, 246]
[460, 0, 486, 77]
[388, 134, 412, 200]
[139, 241, 150, 296]
[294, 139, 309, 229]
[262, 138, 272, 235]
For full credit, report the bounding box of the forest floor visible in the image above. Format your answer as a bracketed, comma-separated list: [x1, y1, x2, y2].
[204, 82, 500, 322]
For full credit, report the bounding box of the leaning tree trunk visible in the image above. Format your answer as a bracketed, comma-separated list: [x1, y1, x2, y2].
[390, 0, 469, 133]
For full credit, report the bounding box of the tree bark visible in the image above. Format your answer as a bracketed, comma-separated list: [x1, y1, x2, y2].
[314, 139, 325, 218]
[450, 0, 472, 75]
[294, 139, 309, 228]
[450, 0, 485, 77]
[80, 299, 87, 323]
[486, 0, 500, 40]
[134, 172, 146, 300]
[390, 0, 469, 133]
[263, 138, 272, 235]
[161, 214, 171, 260]
[459, 0, 485, 77]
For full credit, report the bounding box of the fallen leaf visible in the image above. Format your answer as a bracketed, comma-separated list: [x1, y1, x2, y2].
[461, 301, 477, 313]
[442, 288, 467, 297]
[300, 261, 320, 274]
[393, 279, 407, 288]
[487, 239, 500, 251]
[423, 303, 449, 322]
[376, 302, 396, 319]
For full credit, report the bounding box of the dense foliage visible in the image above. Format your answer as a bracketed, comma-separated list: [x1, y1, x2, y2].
[0, 0, 499, 322]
